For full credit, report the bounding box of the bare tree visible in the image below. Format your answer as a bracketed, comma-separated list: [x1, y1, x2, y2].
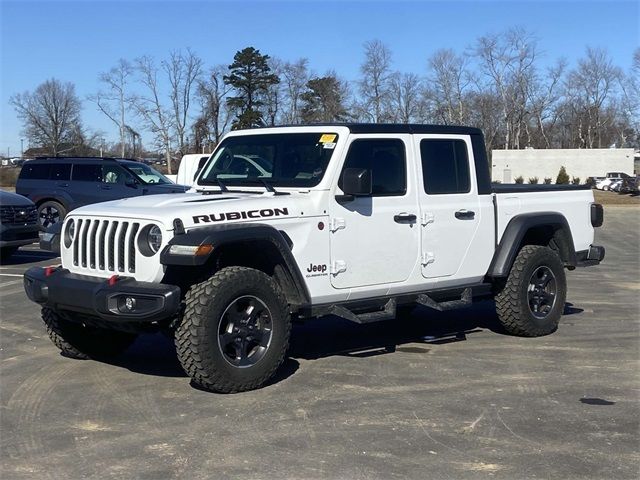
[196, 65, 232, 146]
[527, 59, 566, 147]
[475, 28, 539, 149]
[359, 39, 393, 122]
[427, 49, 473, 125]
[88, 59, 133, 157]
[388, 72, 423, 123]
[132, 56, 174, 172]
[565, 47, 622, 148]
[10, 78, 82, 156]
[281, 58, 310, 124]
[163, 49, 203, 155]
[264, 57, 284, 126]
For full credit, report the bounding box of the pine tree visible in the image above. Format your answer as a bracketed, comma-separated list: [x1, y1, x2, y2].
[556, 166, 570, 184]
[224, 47, 279, 129]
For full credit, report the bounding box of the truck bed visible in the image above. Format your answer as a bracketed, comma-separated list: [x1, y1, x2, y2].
[492, 184, 591, 194]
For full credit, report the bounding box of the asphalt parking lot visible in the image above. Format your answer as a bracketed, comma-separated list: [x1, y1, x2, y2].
[1, 206, 638, 480]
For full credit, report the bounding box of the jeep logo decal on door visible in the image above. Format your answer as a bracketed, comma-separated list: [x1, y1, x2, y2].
[192, 208, 289, 224]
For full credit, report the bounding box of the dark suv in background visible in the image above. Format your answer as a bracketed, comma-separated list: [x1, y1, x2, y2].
[16, 157, 188, 227]
[0, 190, 41, 261]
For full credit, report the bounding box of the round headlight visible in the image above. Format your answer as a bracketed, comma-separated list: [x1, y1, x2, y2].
[147, 225, 163, 254]
[64, 219, 75, 248]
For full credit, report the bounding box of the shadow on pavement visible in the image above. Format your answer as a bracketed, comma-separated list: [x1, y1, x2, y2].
[97, 299, 584, 389]
[0, 249, 58, 266]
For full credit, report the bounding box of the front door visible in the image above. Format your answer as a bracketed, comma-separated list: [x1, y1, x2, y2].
[414, 135, 481, 279]
[329, 136, 420, 289]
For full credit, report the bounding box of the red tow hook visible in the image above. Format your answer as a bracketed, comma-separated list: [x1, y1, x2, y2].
[108, 275, 119, 286]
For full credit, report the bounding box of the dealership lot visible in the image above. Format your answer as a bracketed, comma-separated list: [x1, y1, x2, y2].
[1, 207, 638, 480]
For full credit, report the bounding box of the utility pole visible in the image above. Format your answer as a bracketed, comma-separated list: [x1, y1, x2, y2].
[20, 139, 24, 158]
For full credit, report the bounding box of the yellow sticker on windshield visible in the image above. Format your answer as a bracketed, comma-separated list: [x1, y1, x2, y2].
[319, 134, 337, 143]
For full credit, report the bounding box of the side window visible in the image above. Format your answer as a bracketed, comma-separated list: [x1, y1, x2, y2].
[19, 163, 51, 180]
[50, 163, 71, 181]
[340, 139, 406, 196]
[102, 164, 126, 184]
[420, 139, 470, 194]
[72, 164, 102, 182]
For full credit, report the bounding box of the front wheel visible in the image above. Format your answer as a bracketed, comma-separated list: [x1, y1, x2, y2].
[494, 245, 567, 337]
[175, 267, 291, 393]
[42, 308, 137, 359]
[38, 200, 67, 228]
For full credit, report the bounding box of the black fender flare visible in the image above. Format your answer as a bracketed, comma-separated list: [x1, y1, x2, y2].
[160, 222, 310, 305]
[487, 212, 577, 277]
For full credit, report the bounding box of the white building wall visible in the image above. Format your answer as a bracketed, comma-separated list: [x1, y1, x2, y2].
[491, 148, 635, 183]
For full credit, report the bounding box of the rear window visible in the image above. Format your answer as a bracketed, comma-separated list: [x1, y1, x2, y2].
[72, 164, 102, 182]
[19, 163, 51, 180]
[50, 163, 71, 181]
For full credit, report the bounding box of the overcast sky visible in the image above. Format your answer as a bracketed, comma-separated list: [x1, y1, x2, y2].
[1, 0, 638, 157]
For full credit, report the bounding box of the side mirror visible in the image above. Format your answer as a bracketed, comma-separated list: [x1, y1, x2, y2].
[125, 177, 138, 188]
[342, 168, 372, 196]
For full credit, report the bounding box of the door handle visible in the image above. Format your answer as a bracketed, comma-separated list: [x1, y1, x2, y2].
[100, 185, 112, 190]
[394, 213, 417, 224]
[455, 210, 475, 220]
[57, 183, 69, 187]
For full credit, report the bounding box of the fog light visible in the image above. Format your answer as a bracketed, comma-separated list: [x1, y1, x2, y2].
[125, 297, 136, 311]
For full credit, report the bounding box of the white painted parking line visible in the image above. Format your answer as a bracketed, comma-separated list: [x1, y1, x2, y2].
[0, 280, 23, 287]
[0, 274, 24, 277]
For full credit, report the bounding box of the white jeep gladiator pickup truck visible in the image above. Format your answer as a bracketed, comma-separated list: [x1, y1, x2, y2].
[24, 124, 605, 393]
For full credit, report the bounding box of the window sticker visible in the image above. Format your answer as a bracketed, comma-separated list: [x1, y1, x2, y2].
[319, 134, 337, 143]
[322, 142, 336, 149]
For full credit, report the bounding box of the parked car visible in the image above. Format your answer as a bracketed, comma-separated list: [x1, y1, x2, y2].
[16, 157, 189, 227]
[619, 175, 640, 194]
[609, 179, 624, 192]
[596, 172, 633, 190]
[0, 190, 41, 261]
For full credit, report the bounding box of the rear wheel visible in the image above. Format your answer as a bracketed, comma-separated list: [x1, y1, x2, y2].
[175, 267, 291, 393]
[494, 245, 566, 337]
[42, 307, 137, 359]
[38, 200, 67, 228]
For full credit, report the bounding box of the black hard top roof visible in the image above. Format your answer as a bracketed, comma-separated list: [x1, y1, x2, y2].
[262, 123, 483, 135]
[31, 156, 140, 163]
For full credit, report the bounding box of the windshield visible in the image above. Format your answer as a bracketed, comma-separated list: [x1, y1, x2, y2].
[198, 132, 339, 188]
[123, 162, 172, 184]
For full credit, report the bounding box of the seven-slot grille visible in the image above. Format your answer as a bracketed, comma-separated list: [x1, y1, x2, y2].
[0, 205, 38, 225]
[71, 218, 141, 274]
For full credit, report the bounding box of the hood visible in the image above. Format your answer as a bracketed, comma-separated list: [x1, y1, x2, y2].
[145, 183, 189, 192]
[0, 190, 35, 207]
[69, 191, 318, 229]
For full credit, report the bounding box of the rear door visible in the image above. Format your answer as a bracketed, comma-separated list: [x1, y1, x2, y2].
[69, 163, 102, 207]
[414, 135, 481, 279]
[328, 135, 420, 289]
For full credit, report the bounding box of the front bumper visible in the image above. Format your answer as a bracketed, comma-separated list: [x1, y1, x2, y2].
[0, 223, 41, 248]
[576, 245, 605, 267]
[23, 267, 181, 323]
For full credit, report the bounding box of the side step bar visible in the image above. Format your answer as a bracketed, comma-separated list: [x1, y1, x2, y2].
[416, 287, 472, 312]
[328, 299, 397, 324]
[325, 287, 473, 324]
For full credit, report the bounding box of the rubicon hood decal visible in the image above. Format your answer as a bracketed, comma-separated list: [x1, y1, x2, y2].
[193, 207, 289, 224]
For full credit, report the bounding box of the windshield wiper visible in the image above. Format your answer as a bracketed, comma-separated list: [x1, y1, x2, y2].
[215, 177, 229, 192]
[250, 178, 289, 196]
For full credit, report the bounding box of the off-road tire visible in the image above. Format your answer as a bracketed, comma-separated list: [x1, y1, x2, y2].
[495, 245, 566, 337]
[42, 307, 137, 359]
[175, 267, 291, 393]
